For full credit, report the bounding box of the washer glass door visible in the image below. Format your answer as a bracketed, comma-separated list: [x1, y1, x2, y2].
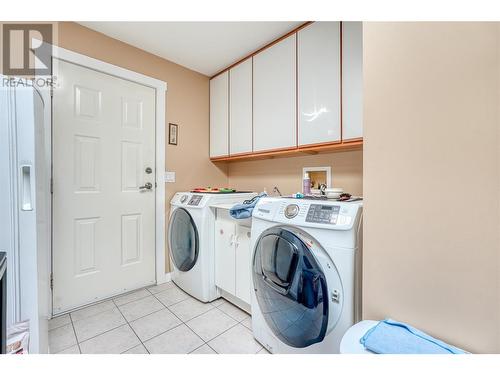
[169, 208, 199, 272]
[253, 226, 332, 348]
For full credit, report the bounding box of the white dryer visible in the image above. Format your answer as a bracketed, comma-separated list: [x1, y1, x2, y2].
[169, 191, 256, 302]
[250, 197, 363, 353]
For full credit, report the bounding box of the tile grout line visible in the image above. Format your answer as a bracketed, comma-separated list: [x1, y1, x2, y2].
[150, 293, 210, 346]
[68, 314, 82, 354]
[66, 292, 256, 354]
[214, 302, 251, 323]
[77, 322, 130, 348]
[167, 297, 250, 353]
[62, 285, 156, 322]
[112, 299, 150, 354]
[150, 292, 222, 353]
[50, 286, 172, 354]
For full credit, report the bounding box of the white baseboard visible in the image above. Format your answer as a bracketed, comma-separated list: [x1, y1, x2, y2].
[157, 272, 171, 284]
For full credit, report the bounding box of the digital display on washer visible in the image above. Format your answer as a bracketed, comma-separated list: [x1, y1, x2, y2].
[306, 204, 340, 224]
[188, 195, 203, 206]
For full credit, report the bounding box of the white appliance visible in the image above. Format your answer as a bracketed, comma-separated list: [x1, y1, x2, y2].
[250, 197, 363, 354]
[0, 81, 51, 353]
[339, 320, 378, 354]
[168, 192, 256, 302]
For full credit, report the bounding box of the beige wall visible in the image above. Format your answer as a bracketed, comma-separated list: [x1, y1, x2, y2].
[56, 22, 229, 271]
[228, 150, 363, 196]
[363, 22, 500, 353]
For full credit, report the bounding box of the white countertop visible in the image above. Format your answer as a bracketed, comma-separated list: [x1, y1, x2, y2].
[209, 203, 236, 210]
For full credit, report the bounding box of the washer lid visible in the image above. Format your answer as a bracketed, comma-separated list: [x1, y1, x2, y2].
[252, 226, 343, 348]
[168, 207, 199, 272]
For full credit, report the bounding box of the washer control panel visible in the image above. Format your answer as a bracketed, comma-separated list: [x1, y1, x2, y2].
[306, 204, 341, 224]
[188, 194, 203, 206]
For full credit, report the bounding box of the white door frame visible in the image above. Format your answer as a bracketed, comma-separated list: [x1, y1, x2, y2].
[50, 46, 168, 306]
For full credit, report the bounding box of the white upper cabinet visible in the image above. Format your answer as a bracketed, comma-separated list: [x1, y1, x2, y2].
[209, 71, 229, 157]
[298, 22, 341, 146]
[342, 22, 363, 140]
[229, 58, 253, 155]
[253, 35, 297, 152]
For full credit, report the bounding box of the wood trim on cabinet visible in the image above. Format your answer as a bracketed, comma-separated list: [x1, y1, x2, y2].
[211, 140, 362, 162]
[298, 139, 343, 149]
[211, 22, 313, 80]
[342, 137, 363, 143]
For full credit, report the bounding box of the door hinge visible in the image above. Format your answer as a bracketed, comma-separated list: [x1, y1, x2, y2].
[50, 273, 54, 290]
[50, 177, 54, 194]
[155, 182, 157, 188]
[50, 86, 54, 98]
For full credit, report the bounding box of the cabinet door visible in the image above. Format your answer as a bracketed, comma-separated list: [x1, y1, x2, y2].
[342, 22, 363, 140]
[298, 22, 341, 146]
[253, 34, 296, 152]
[214, 217, 235, 294]
[210, 71, 229, 157]
[229, 59, 253, 155]
[235, 225, 252, 304]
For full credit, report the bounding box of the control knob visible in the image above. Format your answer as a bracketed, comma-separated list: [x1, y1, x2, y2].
[284, 204, 299, 219]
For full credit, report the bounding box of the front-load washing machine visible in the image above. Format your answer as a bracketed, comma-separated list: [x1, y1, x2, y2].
[169, 191, 256, 302]
[250, 197, 363, 353]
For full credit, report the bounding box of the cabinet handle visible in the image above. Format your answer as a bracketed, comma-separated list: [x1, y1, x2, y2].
[229, 233, 235, 246]
[234, 235, 240, 249]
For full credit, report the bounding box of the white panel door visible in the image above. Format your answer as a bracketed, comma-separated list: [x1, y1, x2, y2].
[342, 22, 363, 140]
[53, 60, 156, 313]
[298, 22, 341, 146]
[229, 59, 253, 155]
[253, 35, 296, 152]
[214, 217, 236, 294]
[235, 225, 252, 305]
[209, 71, 229, 158]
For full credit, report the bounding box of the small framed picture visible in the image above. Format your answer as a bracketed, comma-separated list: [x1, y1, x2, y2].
[168, 123, 178, 145]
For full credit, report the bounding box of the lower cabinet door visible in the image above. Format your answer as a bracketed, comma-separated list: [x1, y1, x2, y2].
[214, 219, 236, 294]
[235, 225, 252, 304]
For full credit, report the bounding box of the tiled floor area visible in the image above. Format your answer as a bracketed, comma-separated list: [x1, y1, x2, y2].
[48, 282, 270, 354]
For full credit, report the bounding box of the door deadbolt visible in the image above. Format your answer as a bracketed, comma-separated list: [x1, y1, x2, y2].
[145, 167, 153, 174]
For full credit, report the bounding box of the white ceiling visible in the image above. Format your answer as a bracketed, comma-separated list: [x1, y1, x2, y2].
[78, 22, 303, 76]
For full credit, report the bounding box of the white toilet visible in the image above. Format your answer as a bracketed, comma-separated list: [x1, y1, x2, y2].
[339, 320, 378, 354]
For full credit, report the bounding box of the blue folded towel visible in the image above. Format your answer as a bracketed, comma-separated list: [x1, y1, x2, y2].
[360, 319, 466, 354]
[229, 193, 267, 219]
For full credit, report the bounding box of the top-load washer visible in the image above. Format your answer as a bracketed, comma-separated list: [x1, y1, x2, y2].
[250, 197, 363, 353]
[169, 191, 256, 302]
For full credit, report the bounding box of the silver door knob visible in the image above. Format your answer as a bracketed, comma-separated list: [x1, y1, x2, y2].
[139, 182, 153, 190]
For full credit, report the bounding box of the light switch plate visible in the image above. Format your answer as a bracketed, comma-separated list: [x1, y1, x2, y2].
[165, 171, 175, 183]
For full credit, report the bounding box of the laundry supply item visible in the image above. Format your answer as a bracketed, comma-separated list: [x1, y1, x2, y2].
[302, 173, 311, 195]
[360, 319, 467, 354]
[229, 192, 267, 219]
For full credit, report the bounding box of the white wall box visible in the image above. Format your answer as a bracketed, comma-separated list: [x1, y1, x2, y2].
[342, 21, 363, 141]
[252, 34, 297, 152]
[298, 22, 341, 146]
[214, 209, 253, 307]
[209, 71, 229, 157]
[229, 58, 253, 155]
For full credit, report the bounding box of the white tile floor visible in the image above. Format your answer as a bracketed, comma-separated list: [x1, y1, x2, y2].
[48, 282, 270, 354]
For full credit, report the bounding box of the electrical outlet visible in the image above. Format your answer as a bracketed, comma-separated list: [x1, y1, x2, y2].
[165, 171, 175, 183]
